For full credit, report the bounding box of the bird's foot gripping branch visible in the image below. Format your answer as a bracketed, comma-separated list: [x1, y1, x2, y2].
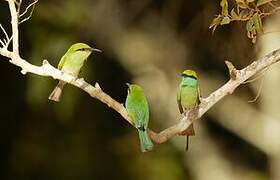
[1, 0, 280, 152]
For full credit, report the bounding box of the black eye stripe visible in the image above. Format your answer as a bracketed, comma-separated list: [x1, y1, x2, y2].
[77, 48, 86, 51]
[182, 74, 197, 80]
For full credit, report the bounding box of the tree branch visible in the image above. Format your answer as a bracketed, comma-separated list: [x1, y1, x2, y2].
[149, 49, 280, 144]
[1, 0, 280, 146]
[7, 0, 19, 55]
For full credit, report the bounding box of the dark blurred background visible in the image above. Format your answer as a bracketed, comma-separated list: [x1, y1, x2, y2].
[0, 0, 280, 180]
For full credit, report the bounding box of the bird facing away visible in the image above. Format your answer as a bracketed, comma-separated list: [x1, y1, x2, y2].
[125, 84, 154, 152]
[48, 43, 101, 102]
[177, 69, 200, 150]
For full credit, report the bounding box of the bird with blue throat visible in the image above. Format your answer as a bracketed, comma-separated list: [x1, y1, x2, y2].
[125, 83, 154, 152]
[177, 69, 200, 151]
[48, 43, 101, 102]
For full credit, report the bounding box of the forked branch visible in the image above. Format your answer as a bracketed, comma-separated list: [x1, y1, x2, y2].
[1, 0, 280, 145]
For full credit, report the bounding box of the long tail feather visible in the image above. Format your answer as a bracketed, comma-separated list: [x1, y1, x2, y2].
[186, 136, 189, 151]
[184, 124, 195, 151]
[138, 130, 154, 152]
[48, 81, 66, 102]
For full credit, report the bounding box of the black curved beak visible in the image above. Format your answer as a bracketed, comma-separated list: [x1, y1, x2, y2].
[90, 48, 102, 53]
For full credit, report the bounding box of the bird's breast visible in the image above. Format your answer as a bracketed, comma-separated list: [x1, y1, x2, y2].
[180, 86, 198, 109]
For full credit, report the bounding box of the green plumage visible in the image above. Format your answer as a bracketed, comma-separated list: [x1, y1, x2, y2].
[49, 43, 101, 102]
[125, 84, 154, 152]
[177, 70, 200, 150]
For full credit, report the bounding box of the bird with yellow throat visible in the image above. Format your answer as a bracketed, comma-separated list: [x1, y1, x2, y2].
[177, 70, 200, 150]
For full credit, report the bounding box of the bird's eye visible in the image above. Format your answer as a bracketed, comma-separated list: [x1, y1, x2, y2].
[77, 48, 85, 51]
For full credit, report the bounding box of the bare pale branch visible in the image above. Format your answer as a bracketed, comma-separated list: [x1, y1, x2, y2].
[7, 0, 19, 54]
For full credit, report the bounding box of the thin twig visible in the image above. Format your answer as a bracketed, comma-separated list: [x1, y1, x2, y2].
[4, 35, 13, 49]
[16, 0, 22, 14]
[0, 24, 10, 43]
[13, 0, 20, 7]
[19, 0, 38, 24]
[19, 0, 38, 18]
[0, 39, 5, 47]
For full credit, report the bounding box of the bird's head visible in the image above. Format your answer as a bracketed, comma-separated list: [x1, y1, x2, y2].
[181, 69, 198, 86]
[181, 69, 197, 79]
[126, 83, 143, 94]
[70, 43, 102, 53]
[67, 43, 101, 60]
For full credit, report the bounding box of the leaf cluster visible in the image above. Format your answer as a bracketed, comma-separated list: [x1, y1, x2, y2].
[210, 0, 279, 43]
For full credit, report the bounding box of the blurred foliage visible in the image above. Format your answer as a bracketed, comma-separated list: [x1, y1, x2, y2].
[210, 0, 280, 43]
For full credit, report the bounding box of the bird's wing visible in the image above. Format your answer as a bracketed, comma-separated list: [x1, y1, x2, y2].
[57, 54, 67, 70]
[126, 107, 137, 127]
[135, 99, 149, 129]
[177, 87, 184, 114]
[127, 105, 147, 129]
[197, 83, 201, 104]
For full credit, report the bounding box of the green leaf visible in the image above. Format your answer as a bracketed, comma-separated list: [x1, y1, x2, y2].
[246, 18, 254, 32]
[235, 0, 248, 9]
[246, 14, 262, 43]
[252, 13, 263, 33]
[220, 16, 231, 25]
[256, 0, 272, 6]
[220, 0, 229, 16]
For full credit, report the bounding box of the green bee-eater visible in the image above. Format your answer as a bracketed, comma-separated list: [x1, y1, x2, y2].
[48, 43, 101, 102]
[177, 69, 200, 150]
[125, 84, 154, 152]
